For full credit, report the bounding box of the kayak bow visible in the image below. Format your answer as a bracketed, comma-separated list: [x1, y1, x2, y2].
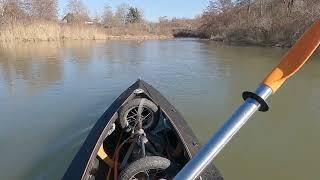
[175, 20, 320, 180]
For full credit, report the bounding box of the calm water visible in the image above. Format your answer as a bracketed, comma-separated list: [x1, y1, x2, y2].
[0, 39, 319, 180]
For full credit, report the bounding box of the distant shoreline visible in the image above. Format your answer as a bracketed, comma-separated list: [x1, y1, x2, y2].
[172, 30, 293, 48]
[0, 34, 174, 42]
[0, 21, 173, 42]
[0, 20, 296, 48]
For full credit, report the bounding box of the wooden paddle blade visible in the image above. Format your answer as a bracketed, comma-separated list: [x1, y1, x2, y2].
[263, 20, 320, 93]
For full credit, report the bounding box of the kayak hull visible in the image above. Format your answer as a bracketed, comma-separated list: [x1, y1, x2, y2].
[63, 80, 223, 180]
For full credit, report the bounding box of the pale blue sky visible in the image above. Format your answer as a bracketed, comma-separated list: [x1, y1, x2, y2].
[58, 0, 209, 21]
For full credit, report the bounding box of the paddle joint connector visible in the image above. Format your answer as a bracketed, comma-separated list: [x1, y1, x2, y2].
[242, 91, 269, 112]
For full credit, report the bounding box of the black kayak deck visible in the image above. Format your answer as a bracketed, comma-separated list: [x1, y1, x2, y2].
[62, 80, 223, 180]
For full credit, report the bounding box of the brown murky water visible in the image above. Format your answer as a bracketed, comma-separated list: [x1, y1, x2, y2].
[0, 40, 319, 180]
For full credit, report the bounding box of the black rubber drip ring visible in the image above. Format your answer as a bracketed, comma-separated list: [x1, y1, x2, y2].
[242, 91, 269, 112]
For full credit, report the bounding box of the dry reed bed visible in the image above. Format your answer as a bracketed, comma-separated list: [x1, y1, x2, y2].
[0, 21, 173, 42]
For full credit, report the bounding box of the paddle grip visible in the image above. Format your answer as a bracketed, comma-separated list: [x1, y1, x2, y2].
[263, 20, 320, 93]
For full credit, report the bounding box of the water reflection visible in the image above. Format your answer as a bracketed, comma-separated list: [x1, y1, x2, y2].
[0, 42, 63, 95]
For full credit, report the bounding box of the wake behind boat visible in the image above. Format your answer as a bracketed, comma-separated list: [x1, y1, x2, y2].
[62, 80, 223, 180]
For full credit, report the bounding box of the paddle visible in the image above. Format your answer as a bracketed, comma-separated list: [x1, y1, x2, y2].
[175, 20, 320, 180]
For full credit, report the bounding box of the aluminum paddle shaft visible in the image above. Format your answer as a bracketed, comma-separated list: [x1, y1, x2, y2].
[175, 20, 320, 180]
[175, 85, 272, 180]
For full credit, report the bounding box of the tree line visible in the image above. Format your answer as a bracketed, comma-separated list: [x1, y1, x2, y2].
[0, 0, 143, 25]
[0, 0, 58, 21]
[101, 3, 143, 27]
[199, 0, 320, 46]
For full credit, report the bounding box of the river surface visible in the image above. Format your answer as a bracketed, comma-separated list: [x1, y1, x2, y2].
[0, 39, 319, 180]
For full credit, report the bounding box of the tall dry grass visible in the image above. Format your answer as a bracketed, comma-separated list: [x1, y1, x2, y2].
[0, 21, 60, 41]
[0, 20, 173, 42]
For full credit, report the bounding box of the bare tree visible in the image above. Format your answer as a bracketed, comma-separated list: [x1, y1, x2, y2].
[114, 3, 129, 25]
[26, 0, 58, 20]
[66, 0, 89, 21]
[200, 0, 320, 46]
[92, 10, 101, 24]
[102, 4, 113, 26]
[208, 0, 233, 13]
[2, 0, 26, 20]
[235, 0, 251, 14]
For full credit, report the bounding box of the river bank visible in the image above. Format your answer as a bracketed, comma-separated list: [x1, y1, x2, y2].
[172, 28, 295, 48]
[196, 0, 320, 48]
[209, 36, 292, 48]
[1, 20, 309, 48]
[0, 21, 173, 42]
